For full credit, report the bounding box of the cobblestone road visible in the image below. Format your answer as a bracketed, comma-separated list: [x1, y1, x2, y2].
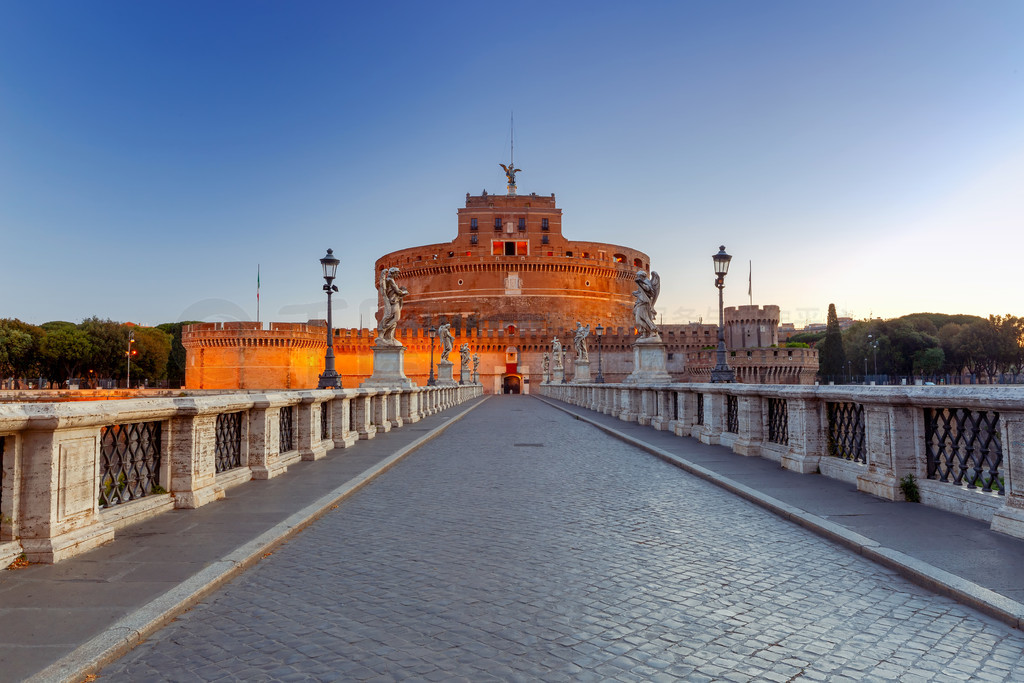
[101, 396, 1024, 682]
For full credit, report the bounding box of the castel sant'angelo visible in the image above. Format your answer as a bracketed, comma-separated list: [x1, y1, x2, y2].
[183, 164, 817, 392]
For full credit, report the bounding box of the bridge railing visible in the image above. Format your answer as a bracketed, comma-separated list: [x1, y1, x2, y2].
[0, 383, 482, 566]
[541, 382, 1024, 540]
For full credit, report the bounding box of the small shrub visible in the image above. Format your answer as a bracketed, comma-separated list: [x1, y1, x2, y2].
[900, 474, 920, 503]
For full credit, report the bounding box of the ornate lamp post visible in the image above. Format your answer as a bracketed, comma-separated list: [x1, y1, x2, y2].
[594, 323, 606, 383]
[868, 334, 879, 382]
[317, 249, 342, 389]
[427, 326, 437, 386]
[125, 330, 137, 388]
[710, 245, 735, 383]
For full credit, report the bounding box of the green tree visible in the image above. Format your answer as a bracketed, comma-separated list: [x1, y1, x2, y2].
[80, 317, 131, 378]
[912, 347, 945, 377]
[818, 303, 847, 381]
[40, 323, 93, 381]
[128, 326, 173, 384]
[0, 319, 40, 380]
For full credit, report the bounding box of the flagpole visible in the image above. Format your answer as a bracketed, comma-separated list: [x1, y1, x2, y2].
[748, 260, 752, 306]
[257, 264, 261, 324]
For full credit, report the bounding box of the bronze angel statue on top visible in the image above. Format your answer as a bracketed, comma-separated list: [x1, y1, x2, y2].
[499, 162, 521, 188]
[632, 270, 661, 338]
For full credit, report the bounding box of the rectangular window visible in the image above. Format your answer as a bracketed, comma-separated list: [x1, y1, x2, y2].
[470, 235, 478, 245]
[542, 235, 549, 245]
[541, 218, 549, 231]
[565, 251, 573, 257]
[492, 241, 503, 256]
[470, 218, 478, 231]
[516, 241, 528, 255]
[504, 241, 516, 256]
[494, 218, 502, 230]
[518, 218, 526, 231]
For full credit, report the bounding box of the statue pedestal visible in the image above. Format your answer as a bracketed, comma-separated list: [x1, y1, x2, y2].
[542, 372, 550, 384]
[361, 343, 414, 389]
[552, 366, 565, 384]
[574, 359, 591, 383]
[436, 360, 457, 386]
[460, 361, 470, 385]
[623, 336, 673, 384]
[473, 371, 479, 384]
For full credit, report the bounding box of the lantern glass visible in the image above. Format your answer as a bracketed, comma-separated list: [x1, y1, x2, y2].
[595, 324, 604, 337]
[320, 249, 340, 280]
[712, 245, 732, 277]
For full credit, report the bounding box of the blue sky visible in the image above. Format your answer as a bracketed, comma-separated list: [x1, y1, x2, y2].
[2, 1, 1022, 329]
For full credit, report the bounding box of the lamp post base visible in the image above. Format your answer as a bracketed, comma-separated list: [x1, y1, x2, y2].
[318, 370, 342, 389]
[710, 366, 735, 383]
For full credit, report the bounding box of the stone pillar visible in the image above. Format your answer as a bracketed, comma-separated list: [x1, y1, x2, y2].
[856, 403, 917, 501]
[248, 399, 289, 480]
[574, 359, 591, 383]
[17, 426, 116, 563]
[169, 407, 227, 508]
[371, 391, 392, 434]
[331, 394, 358, 448]
[387, 391, 402, 429]
[991, 412, 1024, 538]
[552, 365, 565, 384]
[352, 392, 375, 440]
[781, 396, 824, 473]
[674, 390, 699, 438]
[436, 360, 456, 386]
[623, 336, 673, 384]
[362, 344, 414, 389]
[733, 395, 764, 456]
[699, 393, 725, 445]
[298, 394, 328, 462]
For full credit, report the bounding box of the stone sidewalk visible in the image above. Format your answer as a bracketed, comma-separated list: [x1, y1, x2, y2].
[92, 395, 1024, 682]
[0, 397, 488, 683]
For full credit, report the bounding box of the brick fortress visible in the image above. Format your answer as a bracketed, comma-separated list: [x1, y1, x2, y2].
[183, 174, 817, 392]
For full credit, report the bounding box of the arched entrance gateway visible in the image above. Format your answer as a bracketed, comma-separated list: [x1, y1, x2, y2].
[502, 375, 522, 394]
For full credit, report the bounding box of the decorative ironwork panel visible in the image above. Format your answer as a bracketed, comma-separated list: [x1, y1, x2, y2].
[726, 395, 739, 434]
[279, 406, 294, 453]
[349, 399, 356, 433]
[321, 403, 330, 441]
[215, 412, 243, 473]
[768, 398, 789, 445]
[673, 392, 679, 421]
[696, 394, 704, 426]
[99, 421, 162, 508]
[0, 436, 5, 512]
[826, 402, 866, 463]
[925, 408, 1003, 495]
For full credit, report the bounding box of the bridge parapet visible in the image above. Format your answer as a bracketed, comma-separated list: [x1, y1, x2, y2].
[540, 381, 1024, 540]
[0, 383, 483, 567]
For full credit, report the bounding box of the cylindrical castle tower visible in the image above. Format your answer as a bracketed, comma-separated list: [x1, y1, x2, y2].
[374, 190, 649, 333]
[724, 305, 781, 349]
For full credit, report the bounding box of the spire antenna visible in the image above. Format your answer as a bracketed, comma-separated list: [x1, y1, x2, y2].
[499, 112, 521, 196]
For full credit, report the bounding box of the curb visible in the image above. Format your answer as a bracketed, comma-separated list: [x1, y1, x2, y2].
[29, 397, 489, 683]
[537, 396, 1024, 631]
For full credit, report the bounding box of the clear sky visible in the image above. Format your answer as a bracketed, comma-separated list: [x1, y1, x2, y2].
[2, 1, 1021, 329]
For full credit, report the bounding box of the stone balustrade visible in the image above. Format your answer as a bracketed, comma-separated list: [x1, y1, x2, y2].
[541, 382, 1024, 540]
[0, 384, 482, 566]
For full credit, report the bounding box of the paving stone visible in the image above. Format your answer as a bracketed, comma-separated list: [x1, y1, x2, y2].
[97, 397, 1024, 682]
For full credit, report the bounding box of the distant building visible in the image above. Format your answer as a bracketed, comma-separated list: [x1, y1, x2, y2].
[183, 173, 817, 391]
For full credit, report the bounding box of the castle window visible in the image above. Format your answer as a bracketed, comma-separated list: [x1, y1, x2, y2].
[470, 218, 478, 231]
[565, 251, 573, 257]
[633, 258, 643, 268]
[613, 253, 626, 263]
[494, 218, 502, 230]
[582, 252, 590, 258]
[470, 235, 478, 245]
[518, 218, 526, 231]
[542, 235, 549, 245]
[541, 218, 549, 231]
